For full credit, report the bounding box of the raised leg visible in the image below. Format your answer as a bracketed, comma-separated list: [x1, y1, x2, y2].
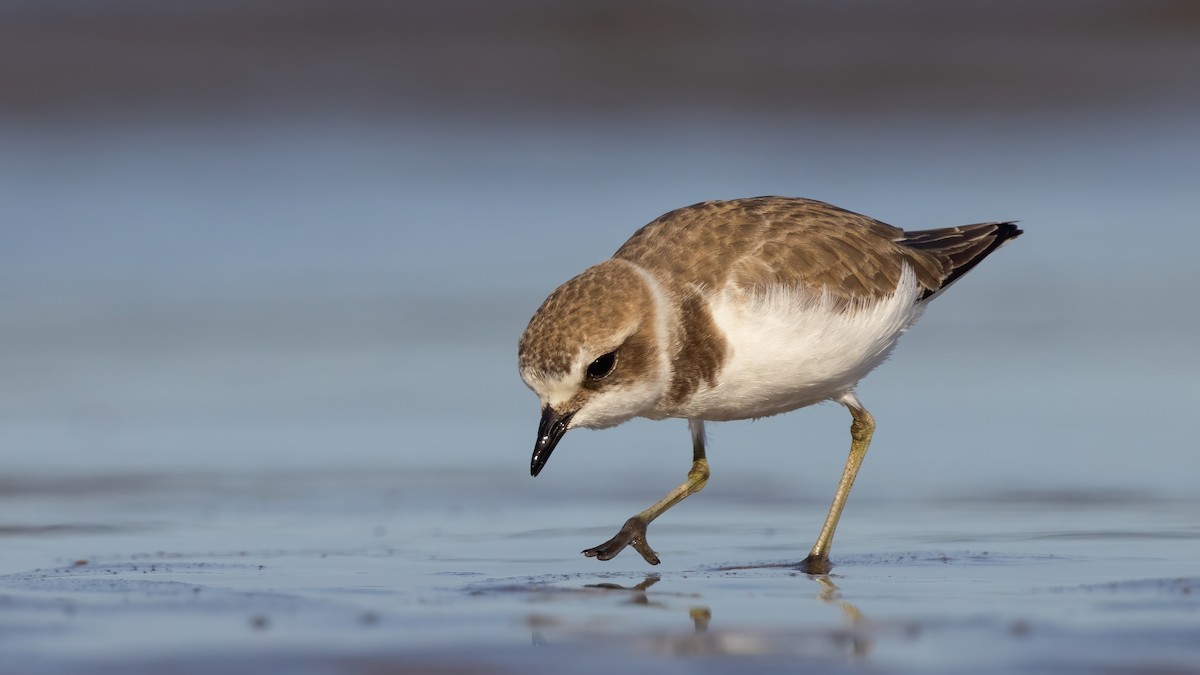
[583, 419, 710, 564]
[800, 393, 875, 575]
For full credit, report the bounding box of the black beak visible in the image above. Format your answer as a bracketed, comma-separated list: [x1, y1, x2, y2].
[531, 406, 574, 477]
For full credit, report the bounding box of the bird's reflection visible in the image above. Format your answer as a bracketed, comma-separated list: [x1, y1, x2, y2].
[811, 574, 872, 657]
[528, 571, 872, 659]
[583, 576, 713, 635]
[584, 574, 663, 606]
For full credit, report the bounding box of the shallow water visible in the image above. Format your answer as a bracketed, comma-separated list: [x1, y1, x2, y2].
[2, 468, 1198, 674]
[4, 2, 1200, 671]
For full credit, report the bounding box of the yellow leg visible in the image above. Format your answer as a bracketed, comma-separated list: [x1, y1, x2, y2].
[583, 419, 710, 564]
[801, 394, 875, 574]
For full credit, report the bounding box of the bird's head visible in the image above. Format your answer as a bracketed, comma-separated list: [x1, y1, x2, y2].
[518, 260, 669, 476]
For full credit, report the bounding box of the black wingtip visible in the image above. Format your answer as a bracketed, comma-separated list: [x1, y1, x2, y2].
[916, 221, 1023, 300]
[996, 221, 1024, 243]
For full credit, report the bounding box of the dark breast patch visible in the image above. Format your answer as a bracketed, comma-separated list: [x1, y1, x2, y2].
[664, 289, 727, 408]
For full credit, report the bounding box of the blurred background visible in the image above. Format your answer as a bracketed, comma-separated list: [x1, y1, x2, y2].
[2, 0, 1199, 514]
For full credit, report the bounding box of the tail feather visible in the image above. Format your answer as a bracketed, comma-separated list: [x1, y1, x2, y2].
[903, 222, 1023, 300]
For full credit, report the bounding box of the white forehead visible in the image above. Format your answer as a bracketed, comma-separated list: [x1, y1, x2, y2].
[520, 363, 583, 408]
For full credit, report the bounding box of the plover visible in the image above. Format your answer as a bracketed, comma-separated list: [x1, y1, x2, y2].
[518, 196, 1021, 573]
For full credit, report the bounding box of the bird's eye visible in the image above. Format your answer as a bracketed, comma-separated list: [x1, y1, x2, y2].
[585, 351, 617, 380]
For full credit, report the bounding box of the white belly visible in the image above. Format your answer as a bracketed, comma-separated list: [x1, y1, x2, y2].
[675, 266, 925, 421]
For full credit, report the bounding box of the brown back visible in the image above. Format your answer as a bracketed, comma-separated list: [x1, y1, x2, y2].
[614, 196, 1021, 303]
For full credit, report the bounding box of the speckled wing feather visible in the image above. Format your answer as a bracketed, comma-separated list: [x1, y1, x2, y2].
[614, 196, 1021, 302]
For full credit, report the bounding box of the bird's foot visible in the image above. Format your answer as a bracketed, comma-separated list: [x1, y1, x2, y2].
[582, 516, 660, 565]
[797, 554, 833, 575]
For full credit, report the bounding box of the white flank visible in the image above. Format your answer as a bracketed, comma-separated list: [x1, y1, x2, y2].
[680, 265, 925, 421]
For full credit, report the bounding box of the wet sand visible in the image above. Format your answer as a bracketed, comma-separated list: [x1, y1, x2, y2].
[2, 469, 1198, 674]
